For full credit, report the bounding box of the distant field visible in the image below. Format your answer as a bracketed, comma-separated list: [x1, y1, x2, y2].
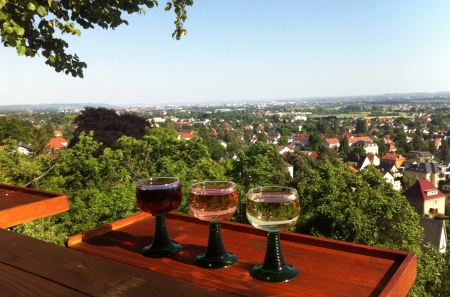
[315, 112, 411, 119]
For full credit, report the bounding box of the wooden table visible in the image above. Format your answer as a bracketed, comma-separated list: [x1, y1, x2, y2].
[0, 183, 69, 228]
[0, 228, 231, 296]
[67, 212, 417, 297]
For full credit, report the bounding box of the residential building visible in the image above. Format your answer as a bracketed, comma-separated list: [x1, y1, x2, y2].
[382, 171, 401, 191]
[351, 140, 379, 155]
[403, 162, 450, 187]
[403, 179, 446, 215]
[419, 218, 447, 253]
[380, 153, 406, 168]
[277, 145, 295, 155]
[378, 162, 403, 179]
[346, 153, 380, 172]
[438, 179, 450, 209]
[321, 138, 340, 151]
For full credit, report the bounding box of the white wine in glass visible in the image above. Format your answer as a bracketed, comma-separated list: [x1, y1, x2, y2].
[246, 186, 300, 282]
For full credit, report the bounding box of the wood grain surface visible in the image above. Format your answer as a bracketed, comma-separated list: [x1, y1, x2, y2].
[68, 212, 417, 297]
[0, 184, 69, 228]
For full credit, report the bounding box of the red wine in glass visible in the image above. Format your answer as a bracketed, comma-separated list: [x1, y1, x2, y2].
[136, 177, 182, 257]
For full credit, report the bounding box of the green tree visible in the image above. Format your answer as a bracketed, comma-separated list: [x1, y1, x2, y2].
[338, 137, 350, 159]
[441, 141, 450, 162]
[0, 117, 33, 143]
[278, 136, 288, 146]
[197, 127, 226, 160]
[296, 159, 422, 250]
[349, 145, 366, 156]
[223, 130, 242, 154]
[29, 127, 50, 155]
[229, 142, 290, 191]
[42, 119, 55, 139]
[355, 119, 368, 134]
[308, 132, 322, 151]
[0, 0, 193, 77]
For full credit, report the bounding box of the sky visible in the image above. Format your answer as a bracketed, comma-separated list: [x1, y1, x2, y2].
[1, 0, 450, 106]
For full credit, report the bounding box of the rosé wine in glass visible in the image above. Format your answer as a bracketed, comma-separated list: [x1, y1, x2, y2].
[189, 181, 238, 268]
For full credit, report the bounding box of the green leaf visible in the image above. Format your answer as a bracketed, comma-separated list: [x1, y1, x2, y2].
[14, 27, 25, 36]
[36, 6, 48, 17]
[0, 10, 7, 20]
[17, 45, 26, 56]
[27, 2, 37, 11]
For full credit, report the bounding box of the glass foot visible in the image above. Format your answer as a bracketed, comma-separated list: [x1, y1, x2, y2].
[142, 241, 182, 258]
[142, 213, 182, 258]
[250, 264, 298, 282]
[195, 252, 237, 269]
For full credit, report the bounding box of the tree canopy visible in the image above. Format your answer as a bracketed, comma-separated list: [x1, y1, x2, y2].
[70, 107, 150, 152]
[0, 0, 193, 77]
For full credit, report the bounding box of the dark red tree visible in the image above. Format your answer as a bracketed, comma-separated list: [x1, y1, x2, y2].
[70, 107, 150, 153]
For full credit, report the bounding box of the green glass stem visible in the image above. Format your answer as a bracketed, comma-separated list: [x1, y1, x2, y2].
[204, 222, 227, 258]
[262, 231, 287, 269]
[152, 214, 172, 247]
[250, 231, 298, 282]
[142, 213, 182, 258]
[195, 221, 237, 268]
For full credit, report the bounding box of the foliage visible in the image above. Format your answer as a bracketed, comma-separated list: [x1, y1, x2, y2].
[0, 0, 193, 77]
[295, 159, 422, 251]
[70, 107, 150, 153]
[229, 142, 290, 191]
[0, 116, 33, 143]
[30, 126, 51, 155]
[307, 132, 321, 151]
[355, 118, 368, 134]
[197, 127, 226, 160]
[338, 137, 350, 159]
[293, 157, 450, 295]
[0, 138, 53, 185]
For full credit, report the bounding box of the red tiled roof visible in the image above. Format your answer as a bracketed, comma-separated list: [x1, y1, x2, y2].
[323, 138, 339, 144]
[47, 138, 67, 149]
[348, 136, 372, 144]
[309, 151, 319, 160]
[178, 132, 195, 139]
[403, 179, 445, 201]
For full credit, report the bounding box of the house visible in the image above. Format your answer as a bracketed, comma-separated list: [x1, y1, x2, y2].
[284, 161, 294, 178]
[351, 140, 379, 155]
[403, 179, 446, 215]
[382, 171, 401, 191]
[438, 179, 450, 209]
[419, 218, 447, 253]
[292, 134, 309, 149]
[378, 162, 403, 178]
[380, 153, 406, 168]
[18, 142, 34, 155]
[321, 138, 340, 151]
[277, 145, 295, 155]
[404, 151, 434, 160]
[47, 138, 67, 152]
[177, 131, 196, 140]
[54, 130, 63, 137]
[403, 162, 450, 187]
[346, 153, 380, 172]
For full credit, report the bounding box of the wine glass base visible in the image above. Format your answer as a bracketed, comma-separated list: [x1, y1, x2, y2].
[194, 252, 238, 269]
[250, 264, 298, 282]
[142, 242, 182, 258]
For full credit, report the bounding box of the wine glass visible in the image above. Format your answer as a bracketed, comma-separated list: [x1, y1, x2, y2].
[246, 186, 300, 282]
[189, 181, 238, 268]
[136, 177, 182, 258]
